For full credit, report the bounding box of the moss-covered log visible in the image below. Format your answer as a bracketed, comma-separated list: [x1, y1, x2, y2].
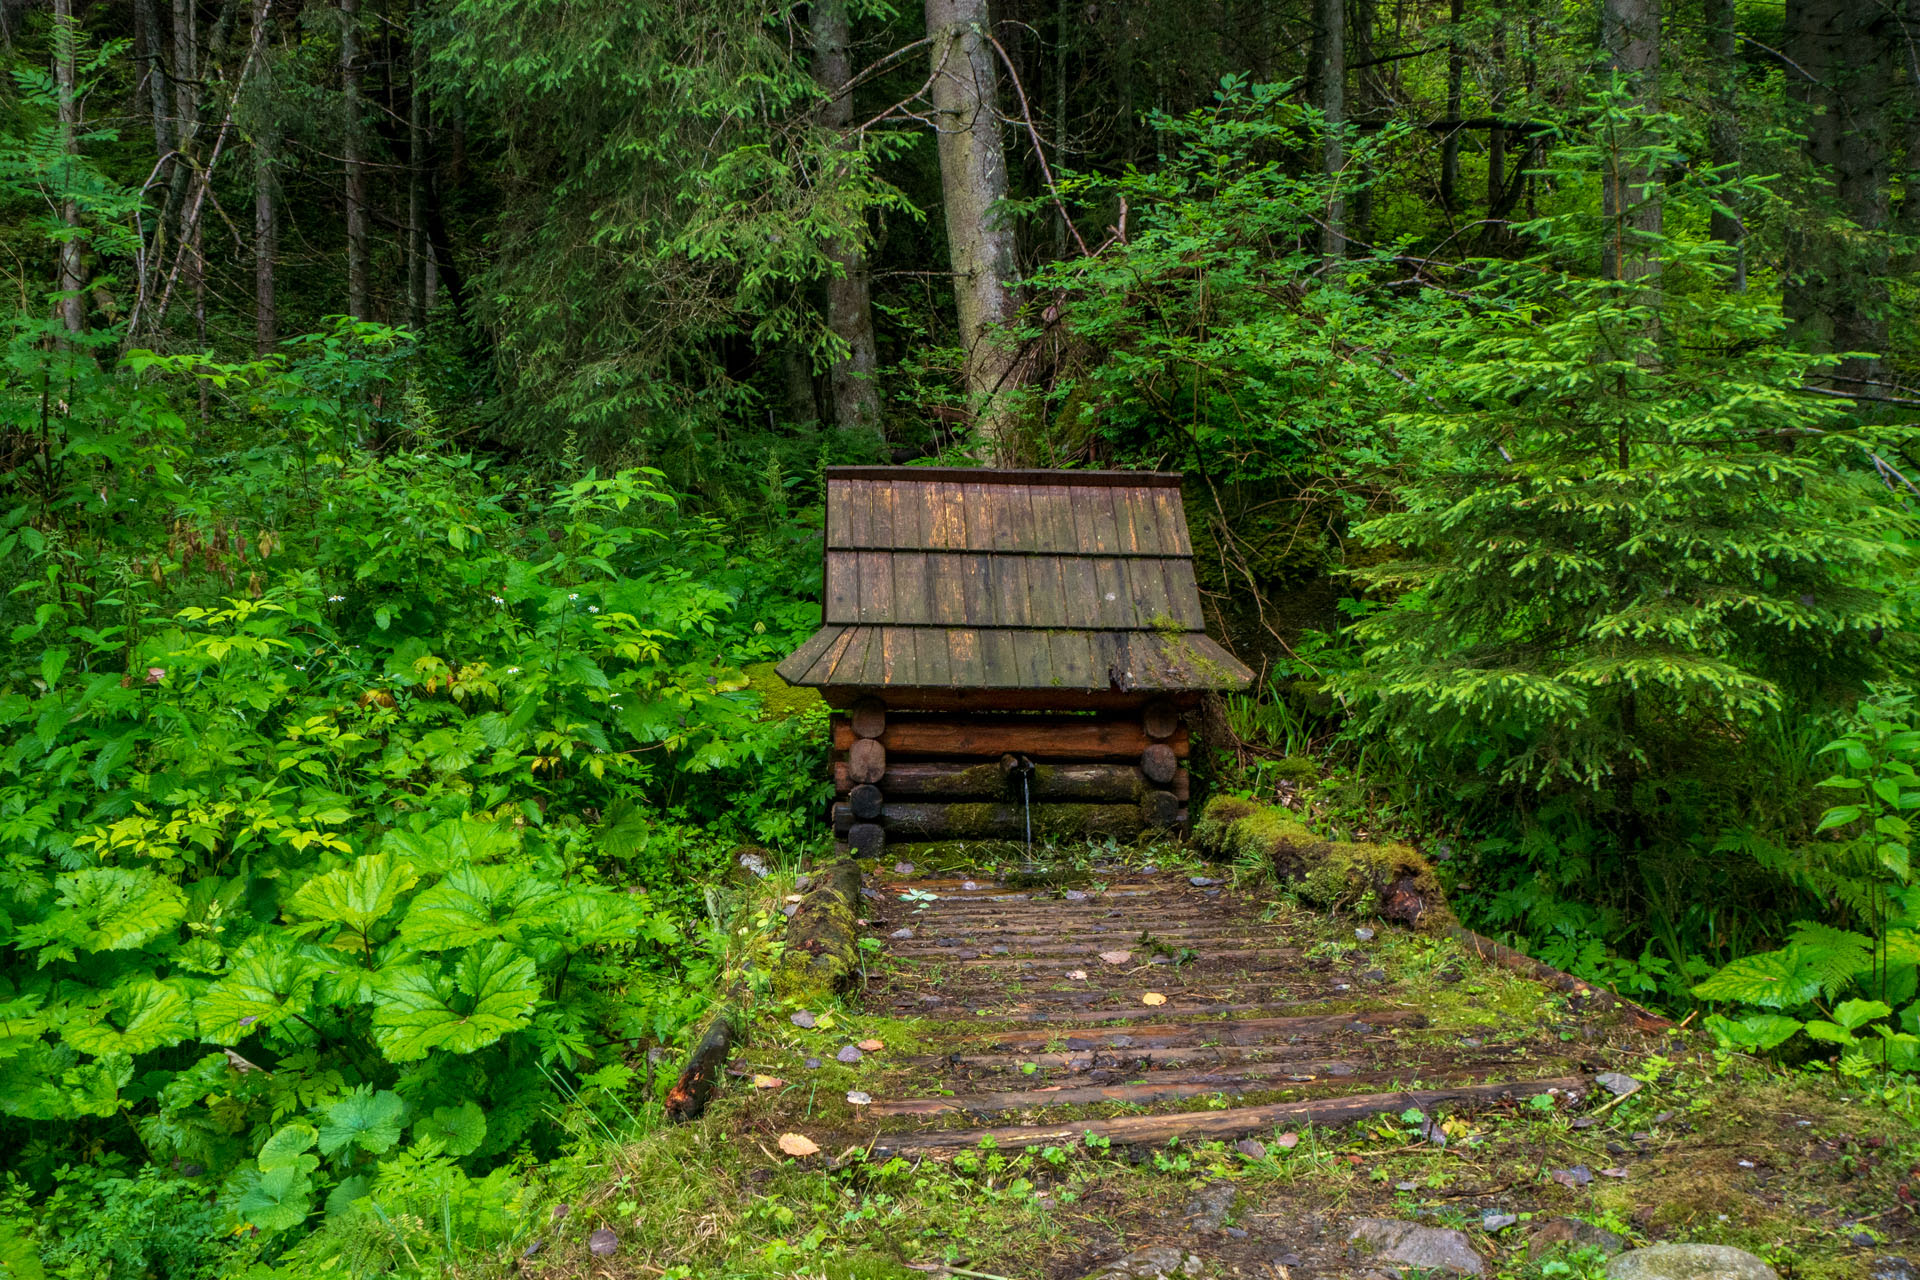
[772, 859, 864, 1001]
[833, 759, 1178, 802]
[834, 800, 1149, 840]
[664, 1005, 738, 1122]
[1192, 796, 1452, 930]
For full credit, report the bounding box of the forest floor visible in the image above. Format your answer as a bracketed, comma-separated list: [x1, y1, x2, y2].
[528, 847, 1920, 1280]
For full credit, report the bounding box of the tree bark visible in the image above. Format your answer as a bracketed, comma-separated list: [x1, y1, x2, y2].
[1486, 17, 1507, 227]
[252, 0, 276, 354]
[812, 0, 882, 433]
[407, 0, 428, 329]
[341, 0, 368, 320]
[926, 0, 1023, 461]
[52, 0, 84, 335]
[1784, 0, 1894, 387]
[1318, 0, 1345, 260]
[1439, 0, 1462, 211]
[1598, 0, 1660, 283]
[1704, 0, 1743, 287]
[135, 0, 174, 161]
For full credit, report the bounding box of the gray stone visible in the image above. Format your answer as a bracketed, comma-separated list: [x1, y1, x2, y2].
[1190, 876, 1222, 887]
[734, 850, 769, 879]
[587, 1227, 619, 1257]
[1483, 1212, 1518, 1233]
[1234, 1138, 1268, 1160]
[893, 861, 915, 874]
[1347, 1218, 1485, 1276]
[789, 1011, 816, 1029]
[890, 927, 914, 939]
[1551, 1164, 1594, 1187]
[1184, 1179, 1236, 1231]
[1355, 926, 1376, 941]
[803, 1057, 821, 1069]
[1606, 1245, 1780, 1280]
[1530, 1216, 1628, 1259]
[1871, 1260, 1917, 1280]
[1079, 1245, 1204, 1278]
[1596, 1071, 1642, 1098]
[835, 1045, 863, 1064]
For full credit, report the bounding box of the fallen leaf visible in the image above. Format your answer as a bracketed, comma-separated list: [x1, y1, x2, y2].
[777, 1133, 820, 1157]
[1099, 950, 1132, 965]
[858, 1038, 884, 1052]
[1141, 992, 1167, 1006]
[785, 894, 803, 903]
[1599, 1167, 1629, 1179]
[752, 1074, 785, 1090]
[1275, 1132, 1301, 1149]
[1550, 1165, 1594, 1188]
[1067, 969, 1088, 981]
[846, 1091, 872, 1106]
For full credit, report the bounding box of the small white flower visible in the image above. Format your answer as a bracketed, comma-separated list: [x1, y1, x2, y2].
[328, 594, 345, 602]
[294, 665, 305, 671]
[568, 593, 579, 601]
[490, 595, 505, 604]
[506, 667, 521, 674]
[588, 606, 599, 614]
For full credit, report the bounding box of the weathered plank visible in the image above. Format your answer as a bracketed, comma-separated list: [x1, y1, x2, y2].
[831, 717, 1189, 759]
[833, 800, 1149, 840]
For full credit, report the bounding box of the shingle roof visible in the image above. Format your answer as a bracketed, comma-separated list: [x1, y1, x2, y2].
[775, 468, 1254, 693]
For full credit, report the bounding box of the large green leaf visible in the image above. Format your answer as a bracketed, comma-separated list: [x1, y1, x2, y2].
[417, 1100, 488, 1156]
[59, 1052, 132, 1118]
[370, 943, 540, 1062]
[63, 978, 194, 1057]
[287, 852, 419, 949]
[14, 868, 187, 963]
[234, 1164, 314, 1234]
[398, 865, 561, 951]
[1691, 948, 1824, 1009]
[197, 950, 321, 1043]
[257, 1122, 319, 1171]
[317, 1085, 406, 1157]
[381, 816, 518, 875]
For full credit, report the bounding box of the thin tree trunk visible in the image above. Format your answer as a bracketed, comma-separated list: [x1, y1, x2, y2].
[1440, 0, 1462, 211]
[252, 0, 276, 353]
[407, 0, 428, 329]
[1319, 0, 1345, 259]
[135, 0, 175, 160]
[926, 0, 1023, 461]
[164, 0, 199, 331]
[341, 0, 368, 320]
[1784, 0, 1894, 387]
[812, 0, 882, 434]
[52, 0, 84, 335]
[1704, 0, 1743, 287]
[1598, 0, 1660, 283]
[1486, 17, 1507, 228]
[1052, 0, 1069, 259]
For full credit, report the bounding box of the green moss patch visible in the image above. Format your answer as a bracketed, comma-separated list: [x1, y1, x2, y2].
[744, 660, 825, 719]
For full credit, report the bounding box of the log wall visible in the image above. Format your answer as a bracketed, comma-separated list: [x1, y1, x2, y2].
[829, 697, 1190, 855]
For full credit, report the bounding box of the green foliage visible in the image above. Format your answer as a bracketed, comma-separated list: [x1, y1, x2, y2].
[0, 326, 833, 1268]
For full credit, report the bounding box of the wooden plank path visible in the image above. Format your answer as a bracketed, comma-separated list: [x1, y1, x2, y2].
[849, 865, 1595, 1155]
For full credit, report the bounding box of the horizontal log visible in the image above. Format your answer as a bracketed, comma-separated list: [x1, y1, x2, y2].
[832, 716, 1189, 761]
[833, 801, 1150, 841]
[833, 760, 1185, 803]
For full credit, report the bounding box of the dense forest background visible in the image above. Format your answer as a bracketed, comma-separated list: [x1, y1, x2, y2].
[3, 0, 1920, 1272]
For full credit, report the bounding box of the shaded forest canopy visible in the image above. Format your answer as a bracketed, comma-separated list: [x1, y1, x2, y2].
[2, 0, 1920, 1271]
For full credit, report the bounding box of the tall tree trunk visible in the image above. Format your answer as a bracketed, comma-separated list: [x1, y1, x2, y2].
[1486, 17, 1507, 227]
[1052, 0, 1069, 259]
[811, 0, 882, 434]
[1704, 0, 1743, 287]
[252, 0, 276, 353]
[926, 0, 1022, 461]
[166, 0, 199, 332]
[1348, 0, 1375, 247]
[1785, 0, 1894, 389]
[52, 0, 84, 335]
[341, 0, 368, 320]
[135, 0, 174, 160]
[1598, 0, 1660, 283]
[407, 0, 429, 329]
[1439, 0, 1462, 211]
[1318, 0, 1344, 259]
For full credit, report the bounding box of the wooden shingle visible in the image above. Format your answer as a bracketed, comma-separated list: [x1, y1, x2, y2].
[778, 467, 1253, 697]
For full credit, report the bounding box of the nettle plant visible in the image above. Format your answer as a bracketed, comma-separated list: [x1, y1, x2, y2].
[1694, 691, 1920, 1073]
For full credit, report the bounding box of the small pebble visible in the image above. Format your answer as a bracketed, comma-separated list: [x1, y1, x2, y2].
[1738, 1159, 1756, 1169]
[1234, 1138, 1267, 1160]
[588, 1228, 618, 1257]
[1395, 1181, 1418, 1192]
[1064, 889, 1088, 901]
[846, 1090, 872, 1106]
[962, 880, 979, 890]
[1550, 1165, 1593, 1188]
[1224, 1227, 1248, 1240]
[1354, 927, 1376, 941]
[1483, 1212, 1518, 1232]
[782, 903, 798, 917]
[890, 927, 914, 939]
[804, 1057, 821, 1069]
[836, 1045, 864, 1064]
[790, 1011, 817, 1029]
[1189, 875, 1222, 887]
[893, 861, 915, 874]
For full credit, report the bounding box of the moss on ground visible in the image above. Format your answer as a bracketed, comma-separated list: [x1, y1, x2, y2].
[743, 660, 825, 719]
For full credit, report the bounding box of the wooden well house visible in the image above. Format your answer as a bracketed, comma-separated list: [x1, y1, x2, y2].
[776, 467, 1254, 856]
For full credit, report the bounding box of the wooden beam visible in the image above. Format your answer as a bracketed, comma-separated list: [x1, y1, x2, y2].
[832, 717, 1188, 761]
[834, 759, 1184, 803]
[833, 800, 1150, 840]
